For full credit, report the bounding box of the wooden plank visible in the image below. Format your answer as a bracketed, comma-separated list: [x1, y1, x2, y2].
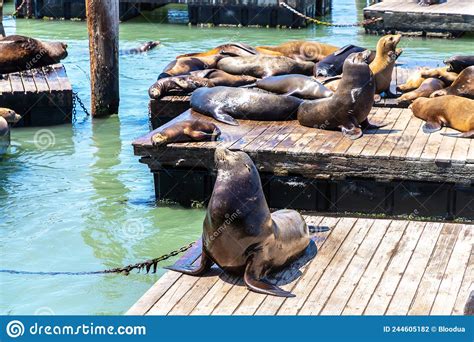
[0, 75, 12, 94]
[375, 108, 412, 158]
[298, 218, 374, 315]
[190, 274, 239, 315]
[407, 223, 461, 315]
[450, 136, 471, 164]
[43, 66, 62, 91]
[229, 122, 272, 150]
[20, 70, 37, 93]
[9, 72, 24, 93]
[52, 64, 73, 91]
[321, 219, 391, 315]
[405, 120, 431, 160]
[31, 68, 50, 93]
[431, 225, 473, 315]
[452, 251, 474, 315]
[258, 122, 299, 152]
[390, 115, 424, 159]
[420, 130, 445, 161]
[243, 122, 289, 153]
[351, 108, 393, 156]
[342, 220, 410, 315]
[467, 139, 474, 163]
[273, 125, 310, 152]
[363, 221, 426, 315]
[435, 133, 457, 164]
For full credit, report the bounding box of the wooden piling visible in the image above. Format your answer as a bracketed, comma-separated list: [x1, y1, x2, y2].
[85, 0, 120, 117]
[0, 0, 5, 37]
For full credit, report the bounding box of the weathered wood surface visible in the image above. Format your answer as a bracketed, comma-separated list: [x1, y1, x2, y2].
[0, 64, 73, 126]
[127, 215, 473, 315]
[364, 0, 474, 35]
[134, 107, 474, 184]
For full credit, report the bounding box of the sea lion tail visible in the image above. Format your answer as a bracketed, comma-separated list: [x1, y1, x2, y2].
[308, 225, 330, 233]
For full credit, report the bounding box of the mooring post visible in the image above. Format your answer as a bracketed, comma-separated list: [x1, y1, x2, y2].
[0, 0, 5, 37]
[85, 0, 120, 117]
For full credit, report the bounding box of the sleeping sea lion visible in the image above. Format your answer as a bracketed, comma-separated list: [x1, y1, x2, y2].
[120, 41, 160, 55]
[397, 67, 431, 92]
[151, 119, 220, 146]
[217, 55, 314, 78]
[149, 75, 214, 99]
[0, 35, 68, 74]
[298, 50, 380, 139]
[159, 54, 224, 79]
[190, 69, 257, 87]
[410, 96, 474, 138]
[430, 66, 474, 99]
[397, 78, 446, 103]
[419, 66, 458, 85]
[314, 44, 373, 77]
[166, 147, 320, 297]
[176, 42, 282, 58]
[257, 40, 339, 62]
[256, 74, 333, 99]
[418, 0, 440, 5]
[444, 55, 474, 73]
[190, 86, 302, 125]
[369, 34, 402, 96]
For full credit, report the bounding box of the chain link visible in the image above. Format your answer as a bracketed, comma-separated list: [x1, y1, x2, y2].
[280, 1, 382, 27]
[72, 90, 91, 123]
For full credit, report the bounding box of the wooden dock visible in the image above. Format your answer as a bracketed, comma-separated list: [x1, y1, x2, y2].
[127, 215, 473, 315]
[134, 108, 474, 220]
[363, 0, 474, 37]
[0, 64, 73, 127]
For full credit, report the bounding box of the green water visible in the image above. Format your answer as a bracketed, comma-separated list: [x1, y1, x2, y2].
[1, 2, 473, 315]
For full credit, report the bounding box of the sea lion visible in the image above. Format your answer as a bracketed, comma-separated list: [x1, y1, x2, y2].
[176, 42, 282, 58]
[0, 35, 68, 74]
[314, 44, 374, 77]
[298, 50, 380, 139]
[0, 108, 21, 155]
[120, 41, 160, 55]
[190, 86, 302, 125]
[410, 96, 474, 138]
[397, 67, 431, 92]
[444, 55, 474, 73]
[419, 66, 458, 84]
[151, 119, 221, 146]
[257, 40, 339, 62]
[149, 75, 214, 99]
[397, 78, 446, 103]
[369, 34, 402, 96]
[430, 66, 474, 99]
[190, 69, 257, 87]
[166, 147, 318, 297]
[418, 0, 439, 6]
[217, 55, 314, 78]
[0, 108, 21, 124]
[159, 54, 224, 79]
[256, 74, 333, 99]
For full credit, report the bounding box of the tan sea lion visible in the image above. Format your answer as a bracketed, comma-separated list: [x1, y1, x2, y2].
[430, 66, 474, 99]
[257, 40, 340, 62]
[410, 96, 474, 138]
[369, 34, 402, 96]
[151, 119, 220, 146]
[397, 67, 430, 92]
[0, 35, 68, 74]
[0, 108, 21, 155]
[176, 42, 282, 58]
[419, 66, 458, 84]
[159, 54, 224, 79]
[166, 147, 324, 297]
[397, 78, 446, 103]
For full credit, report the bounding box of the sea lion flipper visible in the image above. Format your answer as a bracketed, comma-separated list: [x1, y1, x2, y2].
[244, 259, 295, 298]
[441, 130, 474, 139]
[341, 124, 363, 140]
[214, 111, 239, 126]
[164, 250, 214, 276]
[422, 121, 442, 133]
[360, 119, 387, 130]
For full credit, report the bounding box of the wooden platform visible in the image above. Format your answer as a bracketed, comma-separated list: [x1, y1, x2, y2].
[0, 64, 73, 127]
[364, 0, 474, 37]
[127, 215, 473, 315]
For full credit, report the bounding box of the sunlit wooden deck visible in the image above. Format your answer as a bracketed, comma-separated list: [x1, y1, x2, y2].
[127, 215, 473, 315]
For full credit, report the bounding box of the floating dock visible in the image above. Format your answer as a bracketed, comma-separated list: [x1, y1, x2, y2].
[0, 64, 73, 127]
[127, 215, 473, 315]
[363, 0, 474, 37]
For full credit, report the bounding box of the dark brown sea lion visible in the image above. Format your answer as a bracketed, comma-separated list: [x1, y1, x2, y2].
[430, 66, 474, 99]
[257, 40, 339, 62]
[298, 50, 379, 139]
[0, 35, 68, 74]
[190, 69, 257, 87]
[159, 54, 224, 79]
[149, 75, 214, 99]
[166, 147, 320, 297]
[217, 55, 314, 78]
[314, 44, 374, 77]
[256, 74, 333, 99]
[444, 55, 474, 73]
[151, 119, 220, 146]
[410, 96, 474, 138]
[120, 41, 160, 55]
[176, 42, 282, 59]
[190, 86, 302, 125]
[398, 78, 446, 103]
[369, 34, 402, 96]
[418, 0, 440, 6]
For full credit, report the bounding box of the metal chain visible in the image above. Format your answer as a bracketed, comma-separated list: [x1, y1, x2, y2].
[0, 241, 195, 276]
[72, 91, 91, 123]
[279, 1, 382, 27]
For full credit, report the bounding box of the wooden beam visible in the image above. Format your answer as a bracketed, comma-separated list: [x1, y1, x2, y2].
[86, 0, 120, 117]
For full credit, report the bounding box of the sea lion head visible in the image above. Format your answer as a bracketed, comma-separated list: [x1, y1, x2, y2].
[376, 34, 401, 54]
[152, 120, 220, 146]
[444, 55, 463, 72]
[409, 97, 430, 120]
[214, 148, 257, 184]
[0, 108, 21, 124]
[43, 41, 68, 61]
[430, 89, 448, 98]
[143, 41, 161, 51]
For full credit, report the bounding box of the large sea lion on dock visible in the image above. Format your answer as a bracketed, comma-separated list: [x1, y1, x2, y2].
[397, 78, 445, 103]
[444, 55, 474, 73]
[298, 50, 379, 139]
[166, 147, 320, 297]
[217, 55, 314, 78]
[430, 66, 474, 99]
[159, 54, 224, 79]
[120, 41, 160, 55]
[151, 119, 220, 146]
[256, 74, 333, 99]
[396, 67, 430, 92]
[369, 34, 402, 96]
[176, 42, 282, 58]
[0, 35, 68, 74]
[190, 86, 302, 125]
[419, 66, 458, 84]
[410, 96, 474, 138]
[314, 44, 373, 77]
[257, 40, 339, 62]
